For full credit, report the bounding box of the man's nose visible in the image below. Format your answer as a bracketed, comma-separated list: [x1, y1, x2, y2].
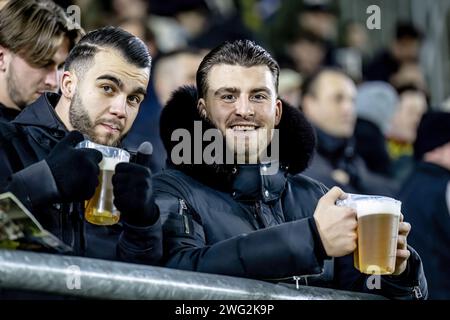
[341, 98, 355, 116]
[235, 97, 254, 118]
[109, 95, 127, 119]
[44, 68, 58, 91]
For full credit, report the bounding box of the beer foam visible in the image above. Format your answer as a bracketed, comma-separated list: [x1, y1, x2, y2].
[354, 199, 401, 218]
[100, 157, 123, 171]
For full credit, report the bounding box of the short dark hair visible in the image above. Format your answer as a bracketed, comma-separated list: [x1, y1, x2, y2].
[395, 22, 422, 41]
[64, 26, 151, 76]
[301, 67, 350, 98]
[0, 0, 83, 68]
[196, 39, 279, 99]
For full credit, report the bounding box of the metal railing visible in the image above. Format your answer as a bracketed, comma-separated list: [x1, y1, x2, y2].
[0, 250, 384, 300]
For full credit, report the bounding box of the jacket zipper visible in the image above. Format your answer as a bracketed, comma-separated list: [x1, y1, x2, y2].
[179, 199, 190, 234]
[254, 201, 268, 228]
[267, 268, 325, 287]
[413, 285, 423, 299]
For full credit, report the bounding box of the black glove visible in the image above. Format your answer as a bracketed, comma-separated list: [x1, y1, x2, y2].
[112, 162, 158, 226]
[46, 131, 103, 202]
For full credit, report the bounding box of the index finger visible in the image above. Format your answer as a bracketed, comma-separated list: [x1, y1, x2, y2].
[399, 221, 411, 236]
[321, 186, 347, 206]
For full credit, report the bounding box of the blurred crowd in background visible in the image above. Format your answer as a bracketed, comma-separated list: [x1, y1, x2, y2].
[31, 0, 444, 185]
[0, 0, 449, 299]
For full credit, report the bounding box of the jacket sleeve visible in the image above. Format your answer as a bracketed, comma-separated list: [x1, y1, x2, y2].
[155, 192, 327, 280]
[334, 245, 428, 300]
[0, 154, 60, 211]
[116, 203, 163, 265]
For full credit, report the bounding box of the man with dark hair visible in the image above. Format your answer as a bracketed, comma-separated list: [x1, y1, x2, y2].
[0, 26, 161, 264]
[154, 40, 427, 299]
[364, 22, 423, 83]
[398, 111, 450, 299]
[0, 0, 83, 121]
[301, 67, 397, 195]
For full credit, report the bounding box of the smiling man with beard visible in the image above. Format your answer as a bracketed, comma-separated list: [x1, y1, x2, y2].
[0, 27, 161, 266]
[154, 40, 427, 300]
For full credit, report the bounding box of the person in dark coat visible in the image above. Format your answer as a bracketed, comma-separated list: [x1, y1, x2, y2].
[301, 68, 398, 196]
[0, 0, 83, 122]
[153, 40, 427, 299]
[0, 27, 161, 265]
[398, 111, 450, 299]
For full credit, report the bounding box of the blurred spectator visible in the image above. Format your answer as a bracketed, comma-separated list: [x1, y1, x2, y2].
[118, 18, 159, 57]
[278, 68, 302, 108]
[354, 82, 399, 176]
[398, 111, 450, 299]
[298, 0, 338, 43]
[364, 22, 423, 84]
[112, 0, 148, 20]
[390, 62, 427, 91]
[148, 0, 211, 51]
[264, 0, 337, 69]
[286, 30, 327, 77]
[301, 68, 397, 195]
[153, 48, 205, 105]
[341, 21, 370, 55]
[386, 85, 428, 182]
[335, 21, 370, 82]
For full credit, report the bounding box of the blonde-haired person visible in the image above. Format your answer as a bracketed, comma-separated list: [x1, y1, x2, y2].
[0, 0, 83, 121]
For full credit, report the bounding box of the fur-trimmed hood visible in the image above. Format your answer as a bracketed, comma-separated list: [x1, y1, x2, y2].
[160, 86, 315, 188]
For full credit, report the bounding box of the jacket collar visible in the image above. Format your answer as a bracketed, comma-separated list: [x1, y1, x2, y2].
[315, 126, 355, 161]
[161, 86, 316, 200]
[13, 92, 67, 133]
[231, 163, 287, 202]
[0, 101, 21, 122]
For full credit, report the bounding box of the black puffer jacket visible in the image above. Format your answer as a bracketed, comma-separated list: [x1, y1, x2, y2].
[0, 93, 162, 264]
[153, 86, 427, 299]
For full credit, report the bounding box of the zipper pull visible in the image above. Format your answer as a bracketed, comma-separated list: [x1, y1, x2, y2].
[293, 276, 301, 290]
[178, 199, 190, 234]
[413, 286, 423, 299]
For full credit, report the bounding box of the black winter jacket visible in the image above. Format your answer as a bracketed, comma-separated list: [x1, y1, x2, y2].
[0, 93, 162, 264]
[153, 86, 427, 300]
[399, 162, 450, 299]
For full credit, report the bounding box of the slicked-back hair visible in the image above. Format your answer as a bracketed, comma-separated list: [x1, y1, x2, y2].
[64, 26, 151, 77]
[0, 0, 83, 68]
[196, 40, 279, 99]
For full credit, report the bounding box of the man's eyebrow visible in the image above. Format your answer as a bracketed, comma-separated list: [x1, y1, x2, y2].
[250, 87, 272, 95]
[133, 87, 147, 97]
[214, 87, 239, 96]
[97, 75, 123, 88]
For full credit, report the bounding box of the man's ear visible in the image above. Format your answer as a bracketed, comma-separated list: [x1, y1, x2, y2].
[197, 98, 208, 119]
[60, 71, 76, 99]
[0, 45, 9, 72]
[275, 98, 283, 126]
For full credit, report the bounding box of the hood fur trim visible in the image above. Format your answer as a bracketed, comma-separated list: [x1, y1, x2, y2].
[160, 86, 315, 175]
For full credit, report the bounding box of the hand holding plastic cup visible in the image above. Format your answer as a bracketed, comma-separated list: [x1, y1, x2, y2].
[76, 140, 130, 226]
[336, 194, 401, 275]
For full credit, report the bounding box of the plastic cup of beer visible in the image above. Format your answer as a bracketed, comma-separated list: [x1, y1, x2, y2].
[337, 194, 401, 275]
[76, 141, 130, 226]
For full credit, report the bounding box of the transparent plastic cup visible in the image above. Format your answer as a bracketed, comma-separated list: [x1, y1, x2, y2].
[76, 141, 130, 226]
[337, 194, 401, 275]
